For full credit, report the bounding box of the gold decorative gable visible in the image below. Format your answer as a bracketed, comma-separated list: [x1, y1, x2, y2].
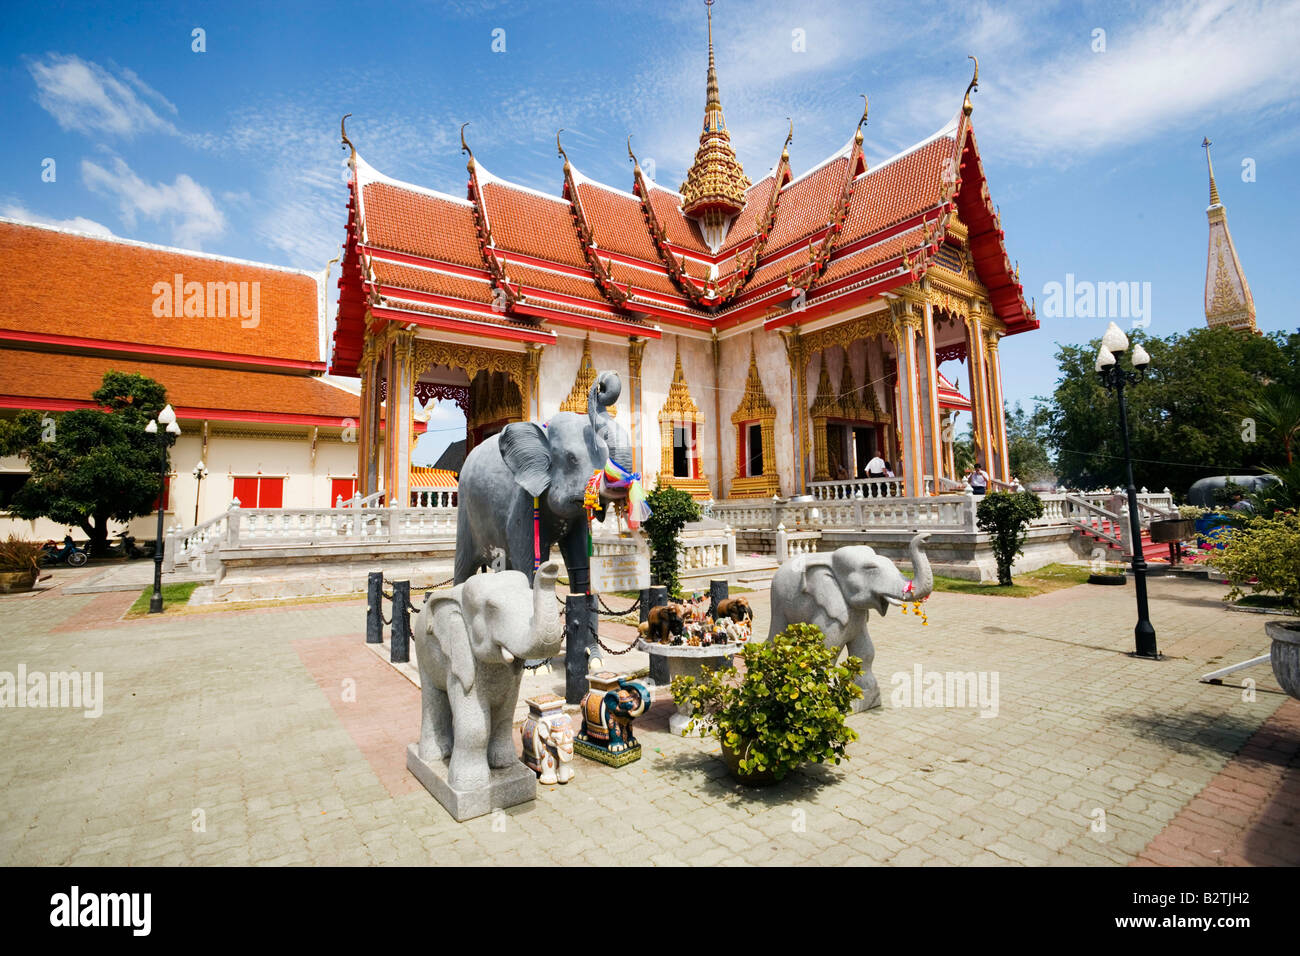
[559, 336, 617, 417]
[731, 347, 775, 424]
[659, 348, 704, 424]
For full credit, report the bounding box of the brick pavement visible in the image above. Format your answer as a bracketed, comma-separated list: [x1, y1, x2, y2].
[0, 571, 1296, 865]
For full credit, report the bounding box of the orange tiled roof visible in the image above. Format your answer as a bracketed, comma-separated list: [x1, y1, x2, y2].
[573, 181, 660, 263]
[0, 219, 321, 364]
[409, 466, 458, 488]
[371, 259, 495, 304]
[361, 182, 484, 269]
[0, 347, 358, 421]
[480, 181, 588, 270]
[840, 136, 955, 245]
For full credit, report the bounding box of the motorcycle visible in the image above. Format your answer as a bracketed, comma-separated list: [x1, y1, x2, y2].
[41, 541, 89, 568]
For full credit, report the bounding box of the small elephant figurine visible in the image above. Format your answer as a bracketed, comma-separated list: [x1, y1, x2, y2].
[767, 534, 933, 711]
[521, 695, 575, 785]
[577, 672, 651, 759]
[411, 561, 564, 791]
[715, 596, 752, 623]
[637, 603, 686, 643]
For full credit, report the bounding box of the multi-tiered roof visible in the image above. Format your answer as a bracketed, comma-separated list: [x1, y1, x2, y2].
[331, 16, 1036, 378]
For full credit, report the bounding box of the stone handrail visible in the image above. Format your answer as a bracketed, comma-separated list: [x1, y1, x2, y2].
[163, 505, 233, 572]
[808, 476, 907, 500]
[1062, 494, 1124, 549]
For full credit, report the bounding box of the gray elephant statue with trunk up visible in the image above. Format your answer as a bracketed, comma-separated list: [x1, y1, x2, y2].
[454, 371, 632, 589]
[767, 533, 933, 711]
[411, 561, 564, 795]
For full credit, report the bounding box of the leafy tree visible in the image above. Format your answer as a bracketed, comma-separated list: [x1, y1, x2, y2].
[1044, 327, 1298, 497]
[976, 490, 1045, 586]
[1250, 383, 1300, 465]
[1004, 401, 1053, 483]
[1213, 510, 1300, 612]
[0, 371, 172, 556]
[951, 421, 975, 479]
[642, 483, 701, 598]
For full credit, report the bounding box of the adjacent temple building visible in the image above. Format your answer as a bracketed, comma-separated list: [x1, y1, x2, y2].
[333, 5, 1037, 506]
[1201, 137, 1258, 334]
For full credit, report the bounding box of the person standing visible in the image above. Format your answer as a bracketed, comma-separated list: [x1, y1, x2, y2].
[864, 454, 887, 479]
[968, 462, 990, 496]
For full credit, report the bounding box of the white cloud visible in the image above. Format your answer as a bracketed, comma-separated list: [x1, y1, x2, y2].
[968, 0, 1300, 162]
[0, 203, 115, 238]
[81, 156, 225, 248]
[28, 54, 178, 138]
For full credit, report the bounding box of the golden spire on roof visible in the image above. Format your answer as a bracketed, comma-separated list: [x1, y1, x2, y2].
[1202, 137, 1222, 207]
[680, 0, 750, 251]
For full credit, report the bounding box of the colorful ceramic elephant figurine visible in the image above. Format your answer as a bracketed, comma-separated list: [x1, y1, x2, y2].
[574, 672, 651, 766]
[520, 694, 575, 785]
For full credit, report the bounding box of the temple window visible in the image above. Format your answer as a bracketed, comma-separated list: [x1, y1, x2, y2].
[656, 344, 710, 497]
[728, 346, 779, 498]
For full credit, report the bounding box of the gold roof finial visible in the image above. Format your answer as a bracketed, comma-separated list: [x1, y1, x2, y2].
[1202, 137, 1222, 207]
[963, 56, 979, 116]
[340, 113, 356, 159]
[782, 118, 793, 162]
[460, 123, 475, 167]
[556, 129, 570, 171]
[855, 94, 869, 145]
[627, 135, 639, 170]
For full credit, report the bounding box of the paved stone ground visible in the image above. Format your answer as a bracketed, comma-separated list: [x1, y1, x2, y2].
[1, 567, 1296, 866]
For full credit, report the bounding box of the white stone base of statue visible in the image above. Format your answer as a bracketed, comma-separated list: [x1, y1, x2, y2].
[406, 743, 537, 822]
[637, 639, 743, 737]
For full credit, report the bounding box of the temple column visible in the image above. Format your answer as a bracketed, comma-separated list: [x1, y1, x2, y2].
[628, 337, 646, 478]
[781, 329, 808, 495]
[920, 296, 942, 495]
[382, 329, 417, 508]
[523, 344, 543, 422]
[893, 303, 924, 497]
[356, 336, 375, 497]
[965, 314, 994, 477]
[987, 336, 1010, 482]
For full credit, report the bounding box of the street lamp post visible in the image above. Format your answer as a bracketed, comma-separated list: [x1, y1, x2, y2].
[144, 405, 181, 614]
[192, 459, 209, 526]
[1095, 322, 1159, 658]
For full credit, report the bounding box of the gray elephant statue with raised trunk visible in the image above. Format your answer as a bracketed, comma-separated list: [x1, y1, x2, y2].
[454, 371, 632, 591]
[767, 533, 933, 711]
[412, 561, 564, 792]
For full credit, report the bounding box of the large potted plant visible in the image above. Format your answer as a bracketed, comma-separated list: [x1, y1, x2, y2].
[1211, 510, 1300, 698]
[670, 622, 861, 785]
[0, 536, 43, 593]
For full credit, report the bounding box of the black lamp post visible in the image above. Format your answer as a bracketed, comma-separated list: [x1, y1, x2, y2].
[144, 405, 180, 614]
[1095, 322, 1158, 658]
[192, 459, 208, 526]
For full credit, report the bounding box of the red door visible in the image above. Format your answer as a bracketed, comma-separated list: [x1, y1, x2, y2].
[257, 478, 283, 508]
[232, 477, 259, 508]
[330, 478, 357, 505]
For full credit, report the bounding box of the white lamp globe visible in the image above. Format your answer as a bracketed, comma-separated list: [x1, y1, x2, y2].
[158, 404, 177, 426]
[1101, 322, 1129, 354]
[144, 420, 158, 434]
[165, 422, 182, 435]
[1095, 345, 1116, 372]
[1131, 343, 1151, 369]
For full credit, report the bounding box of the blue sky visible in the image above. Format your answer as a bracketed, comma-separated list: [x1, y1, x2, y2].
[3, 0, 1297, 463]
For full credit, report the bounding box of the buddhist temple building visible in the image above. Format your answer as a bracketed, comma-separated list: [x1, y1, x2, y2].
[333, 5, 1037, 507]
[1201, 138, 1258, 334]
[0, 218, 362, 540]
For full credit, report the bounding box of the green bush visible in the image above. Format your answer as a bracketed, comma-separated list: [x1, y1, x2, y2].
[670, 622, 861, 781]
[976, 490, 1045, 586]
[1212, 510, 1300, 613]
[642, 484, 700, 598]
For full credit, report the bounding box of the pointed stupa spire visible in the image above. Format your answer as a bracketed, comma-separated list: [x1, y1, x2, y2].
[1201, 136, 1257, 333]
[1202, 137, 1222, 207]
[680, 0, 750, 253]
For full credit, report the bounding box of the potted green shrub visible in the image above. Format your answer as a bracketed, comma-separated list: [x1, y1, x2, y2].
[1211, 510, 1300, 698]
[670, 622, 861, 785]
[0, 536, 43, 593]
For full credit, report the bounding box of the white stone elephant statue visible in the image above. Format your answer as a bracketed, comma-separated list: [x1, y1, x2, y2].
[524, 713, 575, 785]
[767, 533, 933, 711]
[412, 562, 564, 791]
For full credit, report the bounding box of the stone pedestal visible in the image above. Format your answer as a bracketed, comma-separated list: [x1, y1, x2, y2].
[638, 640, 741, 736]
[406, 744, 537, 822]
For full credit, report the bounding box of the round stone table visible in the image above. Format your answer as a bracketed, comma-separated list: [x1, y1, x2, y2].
[637, 639, 745, 736]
